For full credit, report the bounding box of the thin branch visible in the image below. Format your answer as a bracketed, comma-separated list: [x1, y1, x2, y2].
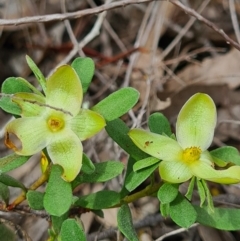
[229, 0, 240, 43]
[169, 0, 240, 51]
[0, 0, 160, 26]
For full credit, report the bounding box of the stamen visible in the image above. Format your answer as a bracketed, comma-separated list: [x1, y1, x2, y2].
[182, 146, 201, 163]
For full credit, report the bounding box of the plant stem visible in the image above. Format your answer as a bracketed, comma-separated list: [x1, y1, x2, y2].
[7, 169, 50, 210]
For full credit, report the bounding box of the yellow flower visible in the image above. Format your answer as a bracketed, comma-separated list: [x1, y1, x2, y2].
[5, 65, 105, 182]
[129, 93, 240, 184]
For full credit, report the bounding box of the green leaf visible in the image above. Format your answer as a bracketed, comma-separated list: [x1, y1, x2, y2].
[117, 204, 138, 241]
[71, 57, 95, 93]
[74, 161, 124, 187]
[157, 183, 179, 204]
[92, 209, 104, 218]
[185, 176, 195, 201]
[195, 206, 240, 230]
[160, 203, 170, 218]
[196, 179, 206, 207]
[26, 55, 46, 93]
[0, 153, 30, 173]
[44, 165, 72, 216]
[148, 113, 172, 136]
[75, 190, 120, 209]
[81, 153, 95, 174]
[106, 119, 148, 160]
[60, 218, 86, 241]
[0, 182, 9, 204]
[51, 212, 69, 235]
[0, 224, 16, 241]
[125, 162, 159, 192]
[27, 190, 44, 210]
[0, 77, 34, 115]
[201, 180, 214, 213]
[133, 157, 160, 172]
[120, 156, 135, 198]
[92, 88, 139, 121]
[211, 146, 240, 166]
[0, 173, 26, 191]
[169, 193, 197, 228]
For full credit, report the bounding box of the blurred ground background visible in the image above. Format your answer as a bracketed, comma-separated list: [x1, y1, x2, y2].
[1, 0, 240, 240]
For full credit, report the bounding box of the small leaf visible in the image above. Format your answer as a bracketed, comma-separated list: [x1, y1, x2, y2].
[120, 156, 135, 198]
[0, 182, 9, 204]
[211, 146, 240, 166]
[74, 161, 124, 187]
[0, 77, 33, 115]
[196, 179, 206, 207]
[51, 212, 69, 235]
[71, 57, 95, 93]
[117, 204, 138, 241]
[125, 162, 159, 192]
[75, 190, 120, 209]
[0, 153, 30, 173]
[157, 183, 179, 204]
[160, 203, 170, 218]
[169, 193, 197, 228]
[26, 55, 46, 93]
[201, 180, 214, 213]
[0, 224, 16, 241]
[92, 209, 104, 218]
[92, 88, 139, 121]
[133, 157, 160, 172]
[185, 176, 195, 201]
[0, 173, 26, 191]
[81, 153, 95, 174]
[44, 165, 72, 216]
[27, 190, 44, 210]
[60, 218, 86, 241]
[195, 206, 240, 230]
[148, 113, 172, 136]
[106, 119, 148, 160]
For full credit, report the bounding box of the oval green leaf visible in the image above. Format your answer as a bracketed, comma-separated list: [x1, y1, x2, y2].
[75, 190, 120, 209]
[27, 190, 44, 210]
[74, 161, 124, 187]
[92, 88, 139, 121]
[0, 153, 30, 173]
[81, 153, 95, 174]
[117, 204, 138, 241]
[71, 57, 95, 93]
[195, 206, 240, 230]
[0, 173, 26, 191]
[125, 162, 159, 192]
[0, 182, 9, 204]
[44, 165, 72, 216]
[169, 193, 197, 228]
[148, 113, 172, 136]
[60, 219, 86, 241]
[157, 183, 179, 204]
[133, 157, 160, 172]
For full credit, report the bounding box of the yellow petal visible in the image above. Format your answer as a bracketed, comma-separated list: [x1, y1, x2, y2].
[68, 109, 106, 141]
[47, 130, 83, 182]
[176, 93, 216, 150]
[5, 117, 50, 155]
[159, 160, 192, 183]
[46, 65, 83, 117]
[190, 161, 240, 184]
[128, 129, 182, 161]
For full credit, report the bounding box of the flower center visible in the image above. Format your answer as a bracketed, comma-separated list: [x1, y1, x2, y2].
[182, 147, 201, 163]
[47, 117, 64, 132]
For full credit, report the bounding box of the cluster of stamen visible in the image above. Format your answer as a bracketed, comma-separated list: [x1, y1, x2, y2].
[182, 146, 201, 163]
[47, 117, 64, 132]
